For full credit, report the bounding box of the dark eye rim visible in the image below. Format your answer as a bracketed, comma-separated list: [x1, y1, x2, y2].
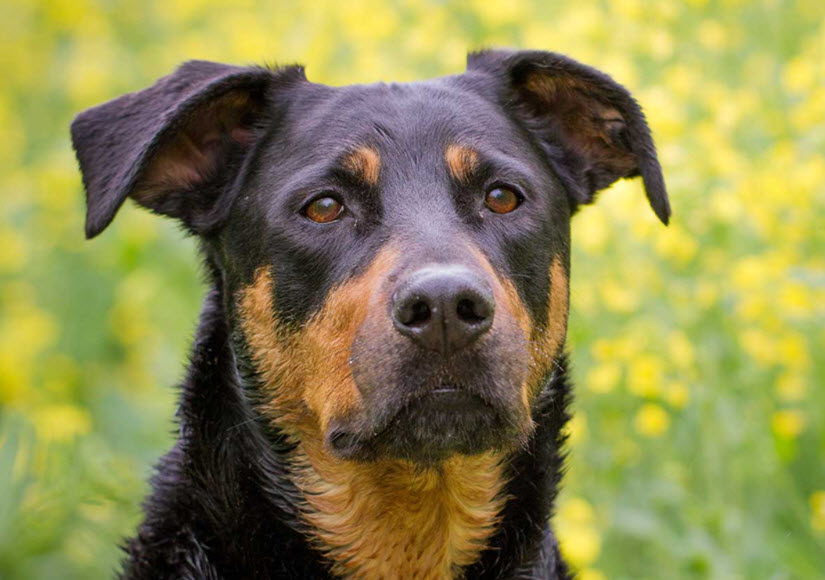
[484, 183, 525, 213]
[300, 192, 346, 223]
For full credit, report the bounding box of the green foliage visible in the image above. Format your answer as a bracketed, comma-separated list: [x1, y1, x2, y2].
[1, 0, 823, 577]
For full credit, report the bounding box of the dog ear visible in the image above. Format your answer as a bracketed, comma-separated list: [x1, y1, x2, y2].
[71, 60, 305, 238]
[467, 49, 670, 224]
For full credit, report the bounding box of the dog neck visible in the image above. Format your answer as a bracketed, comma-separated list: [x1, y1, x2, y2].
[291, 437, 507, 579]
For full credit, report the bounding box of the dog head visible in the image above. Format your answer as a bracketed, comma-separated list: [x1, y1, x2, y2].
[72, 50, 668, 464]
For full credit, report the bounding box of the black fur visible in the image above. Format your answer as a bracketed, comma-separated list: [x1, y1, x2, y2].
[71, 49, 668, 579]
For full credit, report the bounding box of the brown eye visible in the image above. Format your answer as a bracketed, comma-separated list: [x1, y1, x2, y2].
[304, 196, 344, 223]
[485, 187, 521, 214]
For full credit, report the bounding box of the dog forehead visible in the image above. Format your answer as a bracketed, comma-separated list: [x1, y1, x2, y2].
[281, 77, 522, 157]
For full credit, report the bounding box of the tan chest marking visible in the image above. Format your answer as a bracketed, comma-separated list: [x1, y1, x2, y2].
[295, 442, 507, 579]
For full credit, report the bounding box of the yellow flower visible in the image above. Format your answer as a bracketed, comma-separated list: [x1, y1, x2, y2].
[564, 414, 588, 446]
[0, 352, 31, 406]
[771, 410, 806, 439]
[579, 569, 608, 580]
[586, 363, 621, 394]
[556, 497, 601, 569]
[667, 331, 695, 370]
[470, 0, 528, 26]
[783, 55, 819, 94]
[777, 332, 811, 371]
[558, 497, 596, 524]
[697, 19, 728, 51]
[634, 403, 670, 437]
[574, 208, 610, 254]
[31, 404, 92, 443]
[591, 339, 617, 362]
[739, 328, 777, 367]
[811, 491, 825, 532]
[775, 372, 807, 402]
[0, 227, 27, 273]
[664, 381, 690, 409]
[558, 526, 602, 569]
[600, 279, 639, 313]
[654, 223, 697, 265]
[627, 355, 665, 398]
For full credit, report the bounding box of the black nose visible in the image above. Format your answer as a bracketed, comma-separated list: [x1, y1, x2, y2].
[391, 265, 495, 355]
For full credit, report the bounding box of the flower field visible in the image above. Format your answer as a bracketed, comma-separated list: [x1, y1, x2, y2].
[0, 1, 823, 578]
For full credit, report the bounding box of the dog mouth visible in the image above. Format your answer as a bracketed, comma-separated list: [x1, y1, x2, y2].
[326, 383, 521, 463]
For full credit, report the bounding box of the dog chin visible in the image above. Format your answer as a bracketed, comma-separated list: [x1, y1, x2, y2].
[326, 390, 527, 464]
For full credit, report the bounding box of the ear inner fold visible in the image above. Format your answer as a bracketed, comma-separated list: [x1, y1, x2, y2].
[71, 61, 305, 238]
[466, 49, 670, 225]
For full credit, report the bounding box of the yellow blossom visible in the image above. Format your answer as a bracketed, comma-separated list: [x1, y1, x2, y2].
[564, 414, 588, 446]
[579, 569, 608, 580]
[667, 331, 695, 370]
[771, 410, 806, 439]
[664, 381, 690, 409]
[775, 372, 807, 402]
[586, 363, 622, 393]
[812, 491, 825, 532]
[634, 403, 670, 437]
[31, 404, 92, 442]
[556, 497, 601, 568]
[627, 355, 665, 398]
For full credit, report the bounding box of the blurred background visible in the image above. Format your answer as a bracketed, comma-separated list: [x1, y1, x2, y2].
[1, 0, 823, 578]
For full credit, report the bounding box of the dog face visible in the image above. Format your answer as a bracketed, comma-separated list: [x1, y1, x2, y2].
[72, 50, 668, 464]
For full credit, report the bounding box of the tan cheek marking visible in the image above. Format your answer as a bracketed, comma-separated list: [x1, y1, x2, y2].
[342, 145, 381, 187]
[298, 246, 398, 434]
[445, 143, 480, 184]
[238, 247, 399, 439]
[528, 255, 569, 389]
[466, 246, 532, 339]
[238, 268, 309, 434]
[465, 245, 535, 415]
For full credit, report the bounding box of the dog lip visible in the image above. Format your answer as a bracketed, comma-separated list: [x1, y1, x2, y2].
[325, 387, 503, 460]
[430, 386, 460, 394]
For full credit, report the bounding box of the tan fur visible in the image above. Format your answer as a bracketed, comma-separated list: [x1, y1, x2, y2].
[296, 443, 506, 579]
[238, 247, 398, 437]
[444, 144, 480, 184]
[342, 146, 381, 187]
[527, 256, 569, 390]
[239, 248, 508, 578]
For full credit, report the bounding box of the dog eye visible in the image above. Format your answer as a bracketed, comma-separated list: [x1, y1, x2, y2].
[304, 196, 344, 223]
[485, 187, 521, 214]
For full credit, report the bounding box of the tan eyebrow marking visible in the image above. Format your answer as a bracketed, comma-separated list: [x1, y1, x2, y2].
[342, 145, 381, 187]
[445, 143, 480, 184]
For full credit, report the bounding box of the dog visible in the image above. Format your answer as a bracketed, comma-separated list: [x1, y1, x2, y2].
[71, 49, 669, 579]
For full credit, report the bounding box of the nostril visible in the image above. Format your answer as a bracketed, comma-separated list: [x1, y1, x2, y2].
[456, 298, 486, 324]
[409, 300, 431, 326]
[394, 295, 432, 327]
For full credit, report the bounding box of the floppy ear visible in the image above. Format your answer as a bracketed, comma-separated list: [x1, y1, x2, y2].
[467, 49, 670, 224]
[71, 60, 305, 238]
